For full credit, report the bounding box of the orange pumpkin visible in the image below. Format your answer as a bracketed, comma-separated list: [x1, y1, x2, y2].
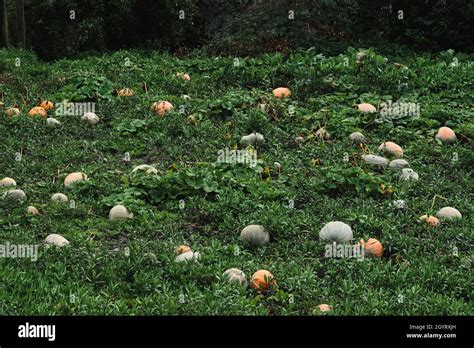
[435, 127, 456, 144]
[176, 72, 190, 81]
[39, 100, 55, 111]
[272, 87, 291, 99]
[317, 304, 332, 312]
[64, 172, 87, 187]
[175, 245, 191, 255]
[364, 238, 384, 257]
[420, 215, 440, 227]
[357, 103, 376, 113]
[250, 270, 276, 291]
[28, 106, 47, 118]
[378, 141, 403, 158]
[5, 107, 20, 116]
[151, 101, 173, 116]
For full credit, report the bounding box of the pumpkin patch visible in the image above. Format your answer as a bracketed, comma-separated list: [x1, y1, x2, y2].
[1, 42, 471, 318]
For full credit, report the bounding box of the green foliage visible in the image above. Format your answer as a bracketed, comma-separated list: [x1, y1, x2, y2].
[0, 48, 472, 315]
[314, 166, 390, 195]
[59, 71, 114, 101]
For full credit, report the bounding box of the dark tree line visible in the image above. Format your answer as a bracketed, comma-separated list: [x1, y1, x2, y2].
[1, 0, 473, 59]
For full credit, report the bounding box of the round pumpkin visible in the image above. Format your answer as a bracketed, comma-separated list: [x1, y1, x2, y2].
[45, 234, 69, 247]
[357, 103, 376, 113]
[241, 132, 265, 145]
[389, 159, 409, 169]
[64, 172, 87, 188]
[109, 205, 133, 221]
[378, 141, 403, 158]
[240, 225, 270, 247]
[26, 205, 40, 216]
[319, 221, 353, 243]
[436, 207, 462, 220]
[151, 101, 173, 116]
[51, 193, 68, 203]
[435, 127, 456, 144]
[364, 238, 384, 257]
[420, 215, 440, 227]
[250, 270, 276, 291]
[5, 107, 20, 116]
[317, 304, 332, 312]
[39, 100, 55, 110]
[272, 87, 291, 99]
[81, 112, 100, 126]
[4, 189, 26, 201]
[362, 154, 389, 167]
[28, 106, 47, 118]
[0, 177, 17, 187]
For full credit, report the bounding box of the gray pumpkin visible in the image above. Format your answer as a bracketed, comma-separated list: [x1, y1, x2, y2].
[319, 221, 353, 243]
[240, 225, 270, 246]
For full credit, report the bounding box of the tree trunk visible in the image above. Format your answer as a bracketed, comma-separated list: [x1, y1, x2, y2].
[16, 0, 25, 47]
[1, 0, 9, 47]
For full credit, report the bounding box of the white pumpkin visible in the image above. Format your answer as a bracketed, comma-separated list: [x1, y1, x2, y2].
[392, 200, 406, 209]
[319, 221, 353, 243]
[389, 159, 409, 169]
[223, 268, 247, 286]
[4, 189, 26, 201]
[349, 132, 366, 145]
[0, 177, 17, 187]
[240, 225, 270, 246]
[109, 205, 133, 220]
[45, 234, 69, 247]
[436, 207, 462, 220]
[362, 154, 389, 167]
[175, 250, 200, 263]
[26, 206, 40, 215]
[46, 117, 61, 127]
[241, 132, 264, 145]
[51, 193, 68, 203]
[81, 112, 100, 126]
[131, 164, 158, 175]
[400, 168, 419, 181]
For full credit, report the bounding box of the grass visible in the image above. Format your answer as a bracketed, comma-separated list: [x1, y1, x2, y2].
[0, 47, 472, 315]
